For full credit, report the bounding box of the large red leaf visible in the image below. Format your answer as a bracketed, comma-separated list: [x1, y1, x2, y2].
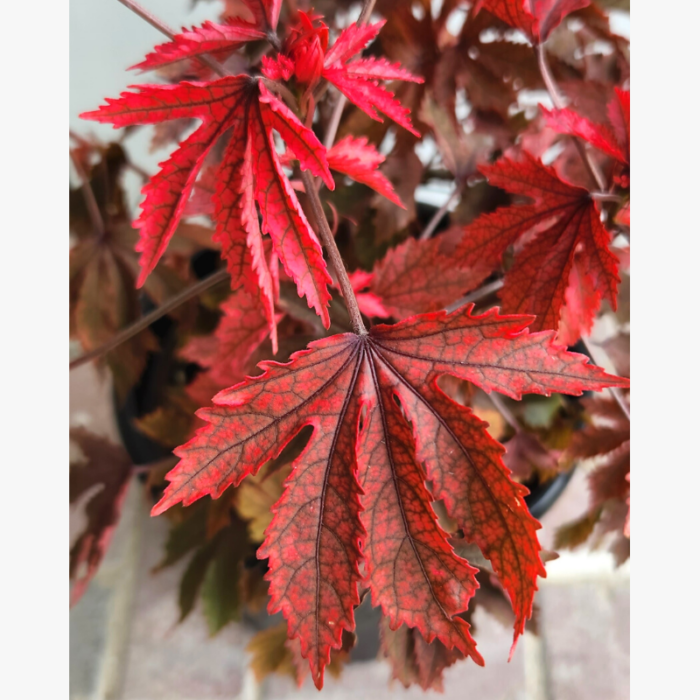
[81, 77, 334, 326]
[456, 152, 620, 340]
[476, 0, 591, 43]
[152, 305, 627, 686]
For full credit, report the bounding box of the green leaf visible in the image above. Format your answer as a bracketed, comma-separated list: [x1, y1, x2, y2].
[201, 519, 249, 635]
[178, 537, 219, 622]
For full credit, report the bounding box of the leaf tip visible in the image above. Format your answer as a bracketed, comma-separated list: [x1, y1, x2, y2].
[150, 498, 171, 517]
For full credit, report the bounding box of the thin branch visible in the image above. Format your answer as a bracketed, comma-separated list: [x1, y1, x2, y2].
[358, 0, 378, 24]
[608, 387, 631, 421]
[536, 44, 606, 192]
[591, 192, 622, 203]
[70, 146, 105, 238]
[116, 0, 226, 77]
[303, 1, 376, 333]
[260, 78, 298, 111]
[419, 185, 461, 241]
[70, 269, 229, 371]
[323, 93, 348, 150]
[300, 170, 367, 335]
[322, 0, 377, 150]
[487, 392, 521, 433]
[446, 278, 504, 313]
[125, 158, 151, 182]
[69, 130, 91, 149]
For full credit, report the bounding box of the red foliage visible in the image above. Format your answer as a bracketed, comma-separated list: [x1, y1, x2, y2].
[321, 20, 424, 136]
[152, 306, 626, 686]
[74, 1, 631, 691]
[457, 153, 620, 343]
[82, 78, 333, 332]
[363, 235, 490, 319]
[326, 136, 404, 208]
[380, 613, 465, 691]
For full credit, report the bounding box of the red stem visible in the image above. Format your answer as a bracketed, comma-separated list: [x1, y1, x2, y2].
[419, 186, 462, 241]
[300, 171, 367, 335]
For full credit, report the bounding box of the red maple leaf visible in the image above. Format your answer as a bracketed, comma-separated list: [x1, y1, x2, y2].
[129, 0, 281, 72]
[326, 136, 404, 208]
[81, 78, 335, 332]
[354, 235, 491, 320]
[541, 88, 630, 165]
[476, 0, 592, 44]
[181, 286, 280, 406]
[259, 15, 424, 135]
[151, 305, 627, 687]
[321, 20, 424, 137]
[456, 152, 620, 341]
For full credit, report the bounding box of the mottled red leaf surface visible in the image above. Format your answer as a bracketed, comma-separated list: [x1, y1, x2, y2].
[152, 305, 627, 686]
[456, 153, 619, 341]
[368, 236, 491, 319]
[556, 255, 599, 345]
[81, 78, 334, 327]
[70, 429, 133, 606]
[326, 136, 404, 207]
[476, 0, 591, 43]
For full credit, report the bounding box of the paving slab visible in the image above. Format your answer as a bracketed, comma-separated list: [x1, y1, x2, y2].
[120, 504, 253, 700]
[261, 606, 528, 700]
[538, 581, 630, 700]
